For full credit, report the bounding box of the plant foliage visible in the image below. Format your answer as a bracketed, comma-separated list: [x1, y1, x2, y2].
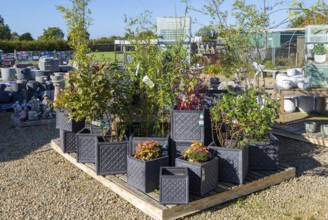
[183, 141, 210, 163]
[134, 140, 162, 161]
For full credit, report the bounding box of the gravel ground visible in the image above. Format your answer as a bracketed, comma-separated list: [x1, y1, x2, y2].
[0, 110, 327, 220]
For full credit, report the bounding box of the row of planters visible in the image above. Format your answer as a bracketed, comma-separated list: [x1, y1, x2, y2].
[56, 84, 279, 204]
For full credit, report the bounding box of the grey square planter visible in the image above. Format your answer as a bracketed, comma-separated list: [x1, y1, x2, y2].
[127, 155, 169, 193]
[56, 108, 85, 132]
[76, 128, 98, 163]
[175, 156, 218, 196]
[169, 140, 192, 166]
[160, 167, 189, 205]
[59, 129, 77, 153]
[129, 136, 169, 156]
[249, 135, 279, 171]
[96, 139, 128, 175]
[170, 109, 212, 145]
[209, 146, 248, 185]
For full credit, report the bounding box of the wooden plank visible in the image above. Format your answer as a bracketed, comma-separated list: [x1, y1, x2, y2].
[51, 140, 166, 220]
[162, 167, 296, 220]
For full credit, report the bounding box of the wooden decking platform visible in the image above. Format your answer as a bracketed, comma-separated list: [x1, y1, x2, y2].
[51, 139, 296, 220]
[272, 112, 328, 147]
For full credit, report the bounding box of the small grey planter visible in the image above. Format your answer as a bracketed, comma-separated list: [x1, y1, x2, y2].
[76, 128, 98, 163]
[129, 136, 169, 156]
[59, 129, 77, 153]
[160, 167, 189, 205]
[127, 155, 169, 193]
[96, 139, 128, 175]
[209, 146, 248, 185]
[249, 135, 279, 171]
[175, 156, 218, 196]
[56, 108, 85, 132]
[170, 109, 212, 145]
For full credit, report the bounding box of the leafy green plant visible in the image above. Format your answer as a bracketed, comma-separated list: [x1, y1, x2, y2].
[57, 0, 134, 141]
[134, 140, 162, 161]
[124, 11, 192, 137]
[183, 141, 210, 163]
[210, 87, 279, 148]
[313, 44, 327, 55]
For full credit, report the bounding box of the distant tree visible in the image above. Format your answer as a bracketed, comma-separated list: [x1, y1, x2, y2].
[290, 1, 328, 27]
[38, 27, 64, 41]
[290, 11, 328, 27]
[11, 32, 20, 41]
[0, 15, 11, 40]
[195, 26, 218, 40]
[19, 32, 34, 41]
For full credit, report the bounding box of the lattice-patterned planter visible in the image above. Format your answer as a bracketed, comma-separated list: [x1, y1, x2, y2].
[129, 136, 169, 156]
[59, 129, 77, 153]
[127, 155, 169, 193]
[96, 139, 128, 175]
[76, 128, 98, 163]
[169, 140, 192, 166]
[249, 135, 279, 171]
[159, 167, 189, 205]
[56, 108, 85, 132]
[209, 146, 248, 184]
[175, 156, 218, 196]
[170, 109, 212, 145]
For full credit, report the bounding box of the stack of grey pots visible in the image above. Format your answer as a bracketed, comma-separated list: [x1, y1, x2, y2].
[39, 56, 60, 72]
[0, 65, 56, 104]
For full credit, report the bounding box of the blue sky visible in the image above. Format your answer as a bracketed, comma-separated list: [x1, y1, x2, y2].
[0, 0, 320, 40]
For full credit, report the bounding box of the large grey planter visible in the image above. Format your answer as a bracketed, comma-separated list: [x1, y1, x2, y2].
[59, 129, 77, 153]
[159, 167, 189, 205]
[1, 67, 16, 81]
[209, 145, 248, 184]
[170, 109, 212, 145]
[127, 155, 169, 193]
[175, 156, 218, 196]
[56, 108, 85, 132]
[249, 135, 279, 171]
[76, 128, 98, 163]
[129, 136, 169, 156]
[96, 139, 128, 175]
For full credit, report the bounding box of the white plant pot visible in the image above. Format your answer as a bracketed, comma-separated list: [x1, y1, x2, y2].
[298, 96, 314, 113]
[314, 54, 326, 64]
[281, 80, 293, 90]
[295, 68, 303, 75]
[276, 74, 289, 87]
[284, 97, 296, 113]
[287, 68, 296, 77]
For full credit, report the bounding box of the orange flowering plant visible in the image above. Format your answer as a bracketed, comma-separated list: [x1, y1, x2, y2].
[183, 141, 210, 163]
[134, 140, 163, 161]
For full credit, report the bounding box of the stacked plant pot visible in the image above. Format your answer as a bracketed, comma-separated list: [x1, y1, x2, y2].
[56, 108, 85, 153]
[170, 109, 212, 165]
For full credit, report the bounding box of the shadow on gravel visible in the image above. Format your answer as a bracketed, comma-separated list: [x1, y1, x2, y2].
[0, 111, 59, 163]
[277, 135, 327, 177]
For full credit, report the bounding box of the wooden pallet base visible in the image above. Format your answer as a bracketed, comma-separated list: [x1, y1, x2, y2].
[51, 139, 296, 220]
[272, 118, 328, 147]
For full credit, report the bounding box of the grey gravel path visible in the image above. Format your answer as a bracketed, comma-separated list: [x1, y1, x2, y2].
[0, 111, 327, 220]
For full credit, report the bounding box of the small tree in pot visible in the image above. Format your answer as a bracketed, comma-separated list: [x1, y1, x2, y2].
[209, 87, 279, 184]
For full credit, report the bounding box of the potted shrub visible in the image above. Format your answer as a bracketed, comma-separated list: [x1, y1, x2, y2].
[175, 141, 218, 196]
[313, 44, 327, 64]
[209, 87, 279, 184]
[58, 2, 133, 171]
[127, 140, 169, 193]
